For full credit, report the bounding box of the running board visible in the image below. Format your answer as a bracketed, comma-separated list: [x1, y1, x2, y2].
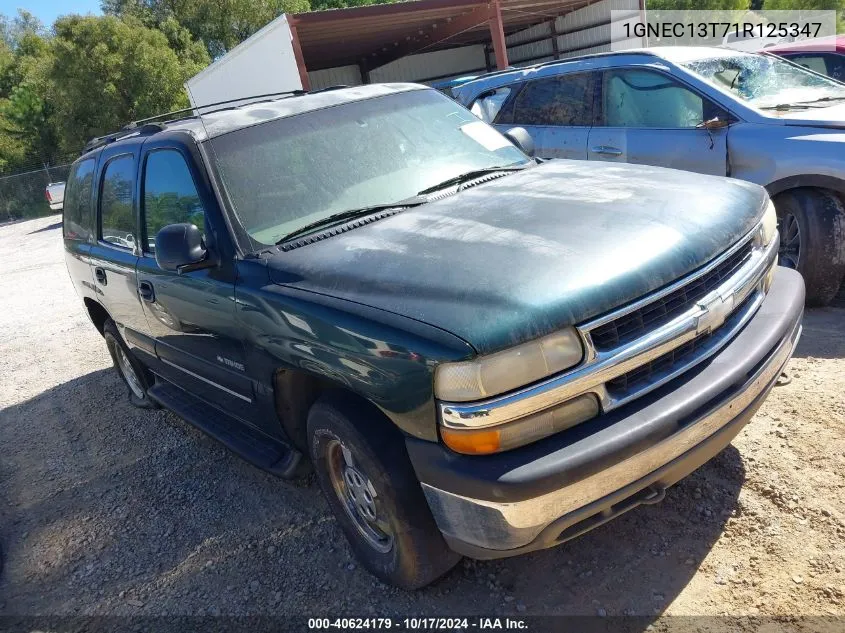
[148, 380, 304, 478]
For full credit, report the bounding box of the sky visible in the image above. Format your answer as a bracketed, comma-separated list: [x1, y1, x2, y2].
[3, 0, 102, 27]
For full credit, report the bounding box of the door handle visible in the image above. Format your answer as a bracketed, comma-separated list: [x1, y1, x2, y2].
[138, 281, 155, 303]
[94, 267, 107, 286]
[591, 145, 623, 156]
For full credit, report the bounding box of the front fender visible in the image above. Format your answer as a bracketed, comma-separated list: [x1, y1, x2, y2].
[235, 277, 475, 443]
[728, 122, 845, 196]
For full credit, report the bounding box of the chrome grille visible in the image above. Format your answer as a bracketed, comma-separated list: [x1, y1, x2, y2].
[591, 241, 754, 351]
[605, 292, 757, 398]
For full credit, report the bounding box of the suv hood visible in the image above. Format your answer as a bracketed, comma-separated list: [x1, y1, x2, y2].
[267, 160, 766, 355]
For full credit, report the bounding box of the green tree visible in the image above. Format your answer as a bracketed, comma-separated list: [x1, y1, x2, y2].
[48, 14, 210, 152]
[0, 12, 58, 169]
[765, 0, 843, 8]
[102, 0, 310, 58]
[763, 0, 845, 31]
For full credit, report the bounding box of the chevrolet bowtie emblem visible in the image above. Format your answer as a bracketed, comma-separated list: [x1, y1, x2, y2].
[695, 294, 735, 336]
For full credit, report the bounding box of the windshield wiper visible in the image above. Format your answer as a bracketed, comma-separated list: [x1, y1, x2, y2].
[760, 96, 845, 111]
[276, 196, 427, 245]
[793, 95, 845, 106]
[416, 164, 531, 196]
[760, 103, 812, 111]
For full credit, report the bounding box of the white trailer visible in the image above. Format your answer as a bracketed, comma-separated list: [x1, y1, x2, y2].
[184, 14, 303, 111]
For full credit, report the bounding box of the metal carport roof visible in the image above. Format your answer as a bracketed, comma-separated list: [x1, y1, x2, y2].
[289, 0, 600, 75]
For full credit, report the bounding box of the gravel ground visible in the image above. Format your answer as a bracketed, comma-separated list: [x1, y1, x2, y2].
[1, 215, 844, 627]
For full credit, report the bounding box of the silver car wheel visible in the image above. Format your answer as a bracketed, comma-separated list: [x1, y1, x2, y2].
[326, 439, 393, 553]
[116, 347, 145, 399]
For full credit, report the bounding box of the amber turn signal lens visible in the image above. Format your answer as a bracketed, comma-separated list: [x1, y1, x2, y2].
[441, 427, 501, 455]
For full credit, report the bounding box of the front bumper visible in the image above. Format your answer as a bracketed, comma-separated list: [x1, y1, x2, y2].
[406, 268, 804, 558]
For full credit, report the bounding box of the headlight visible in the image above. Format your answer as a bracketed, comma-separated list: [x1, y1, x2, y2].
[441, 394, 599, 455]
[434, 328, 584, 402]
[761, 199, 777, 246]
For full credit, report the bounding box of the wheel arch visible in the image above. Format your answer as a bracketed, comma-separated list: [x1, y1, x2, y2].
[766, 174, 845, 199]
[84, 297, 110, 336]
[273, 368, 399, 454]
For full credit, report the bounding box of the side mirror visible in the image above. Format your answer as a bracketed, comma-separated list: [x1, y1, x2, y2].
[697, 117, 731, 130]
[155, 223, 208, 273]
[503, 126, 535, 157]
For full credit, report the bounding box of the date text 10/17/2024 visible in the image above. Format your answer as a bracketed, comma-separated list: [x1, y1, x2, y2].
[307, 618, 528, 630]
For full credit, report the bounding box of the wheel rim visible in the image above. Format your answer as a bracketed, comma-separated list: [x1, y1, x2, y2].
[778, 212, 801, 270]
[116, 347, 145, 399]
[325, 439, 393, 553]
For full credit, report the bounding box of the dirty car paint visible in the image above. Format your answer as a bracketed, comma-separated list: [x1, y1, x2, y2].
[267, 159, 768, 355]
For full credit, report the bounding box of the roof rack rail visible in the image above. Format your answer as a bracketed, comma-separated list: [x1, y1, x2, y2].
[79, 86, 358, 156]
[80, 90, 309, 155]
[81, 123, 166, 154]
[126, 89, 308, 128]
[463, 50, 659, 84]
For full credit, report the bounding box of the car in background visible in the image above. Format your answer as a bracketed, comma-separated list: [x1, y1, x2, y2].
[430, 74, 479, 97]
[454, 47, 845, 306]
[45, 181, 65, 211]
[721, 28, 788, 53]
[768, 35, 845, 81]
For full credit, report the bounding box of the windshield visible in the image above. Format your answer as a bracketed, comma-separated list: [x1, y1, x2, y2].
[207, 89, 530, 247]
[681, 52, 845, 108]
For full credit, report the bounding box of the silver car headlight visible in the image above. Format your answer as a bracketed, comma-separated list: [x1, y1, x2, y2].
[761, 199, 777, 246]
[434, 328, 584, 403]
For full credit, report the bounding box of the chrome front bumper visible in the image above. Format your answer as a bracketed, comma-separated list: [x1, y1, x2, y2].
[416, 268, 804, 555]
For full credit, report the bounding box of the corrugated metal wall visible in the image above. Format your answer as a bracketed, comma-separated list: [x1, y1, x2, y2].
[506, 0, 642, 65]
[370, 45, 487, 84]
[309, 65, 362, 90]
[310, 45, 486, 88]
[308, 0, 643, 87]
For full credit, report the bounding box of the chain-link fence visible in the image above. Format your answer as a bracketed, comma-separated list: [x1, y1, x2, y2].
[0, 160, 74, 223]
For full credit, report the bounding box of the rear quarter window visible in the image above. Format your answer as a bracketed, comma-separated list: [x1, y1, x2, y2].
[470, 87, 513, 123]
[62, 159, 96, 241]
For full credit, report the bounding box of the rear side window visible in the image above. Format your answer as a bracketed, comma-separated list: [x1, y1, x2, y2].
[511, 73, 594, 126]
[142, 150, 205, 252]
[786, 53, 845, 81]
[99, 155, 136, 249]
[62, 159, 96, 241]
[788, 54, 829, 76]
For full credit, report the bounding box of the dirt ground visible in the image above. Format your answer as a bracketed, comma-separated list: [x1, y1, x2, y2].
[1, 215, 844, 629]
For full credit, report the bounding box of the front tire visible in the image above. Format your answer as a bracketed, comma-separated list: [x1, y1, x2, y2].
[773, 188, 845, 306]
[103, 319, 159, 409]
[307, 393, 460, 589]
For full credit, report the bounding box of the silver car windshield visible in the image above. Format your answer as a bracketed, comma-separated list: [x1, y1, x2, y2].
[681, 52, 845, 108]
[205, 89, 530, 248]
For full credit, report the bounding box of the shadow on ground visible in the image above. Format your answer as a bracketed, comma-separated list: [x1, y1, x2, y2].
[27, 221, 62, 235]
[792, 307, 845, 360]
[0, 364, 745, 623]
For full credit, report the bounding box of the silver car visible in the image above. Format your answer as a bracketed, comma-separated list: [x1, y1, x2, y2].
[454, 47, 845, 305]
[45, 181, 65, 211]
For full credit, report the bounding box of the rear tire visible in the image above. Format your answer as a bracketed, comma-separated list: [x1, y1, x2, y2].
[103, 319, 159, 410]
[773, 188, 845, 307]
[307, 393, 460, 589]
